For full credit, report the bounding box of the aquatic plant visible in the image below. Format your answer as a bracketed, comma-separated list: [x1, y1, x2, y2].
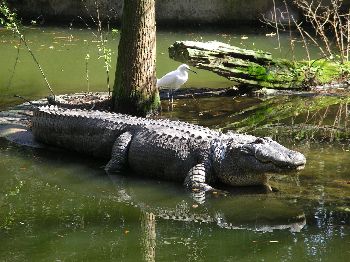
[80, 0, 116, 95]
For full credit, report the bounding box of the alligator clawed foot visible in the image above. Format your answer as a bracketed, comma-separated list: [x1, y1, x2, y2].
[263, 183, 280, 193]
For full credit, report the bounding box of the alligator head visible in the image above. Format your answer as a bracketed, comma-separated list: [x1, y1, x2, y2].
[216, 134, 306, 186]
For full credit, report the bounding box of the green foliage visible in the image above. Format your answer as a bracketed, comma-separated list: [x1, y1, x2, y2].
[0, 1, 20, 34]
[247, 64, 266, 79]
[111, 28, 118, 36]
[97, 44, 112, 72]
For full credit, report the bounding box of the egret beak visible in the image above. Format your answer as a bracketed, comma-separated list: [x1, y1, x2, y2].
[188, 68, 197, 74]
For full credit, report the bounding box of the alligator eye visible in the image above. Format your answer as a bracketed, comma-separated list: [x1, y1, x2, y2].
[254, 138, 264, 144]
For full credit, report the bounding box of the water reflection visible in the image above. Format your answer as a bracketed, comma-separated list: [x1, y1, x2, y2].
[161, 94, 350, 144]
[141, 212, 156, 262]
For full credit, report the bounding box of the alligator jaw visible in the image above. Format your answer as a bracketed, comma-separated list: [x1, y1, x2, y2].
[255, 152, 306, 173]
[217, 144, 306, 187]
[296, 164, 305, 171]
[249, 139, 307, 173]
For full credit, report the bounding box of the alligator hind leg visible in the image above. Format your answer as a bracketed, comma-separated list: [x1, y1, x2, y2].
[105, 132, 133, 173]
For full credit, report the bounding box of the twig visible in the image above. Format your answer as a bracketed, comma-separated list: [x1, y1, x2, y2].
[272, 0, 281, 52]
[21, 34, 55, 97]
[283, 0, 296, 61]
[292, 17, 311, 63]
[14, 94, 34, 105]
[6, 39, 21, 89]
[0, 2, 55, 97]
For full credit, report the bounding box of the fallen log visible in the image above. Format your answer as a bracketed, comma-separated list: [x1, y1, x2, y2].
[169, 41, 350, 90]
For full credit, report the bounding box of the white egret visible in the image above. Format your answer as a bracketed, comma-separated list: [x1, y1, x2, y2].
[157, 64, 197, 103]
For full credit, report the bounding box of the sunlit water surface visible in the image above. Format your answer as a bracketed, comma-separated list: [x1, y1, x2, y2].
[0, 27, 349, 261]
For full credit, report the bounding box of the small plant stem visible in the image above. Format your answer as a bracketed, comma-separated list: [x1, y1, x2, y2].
[85, 54, 90, 92]
[95, 0, 111, 96]
[272, 0, 281, 52]
[283, 0, 295, 61]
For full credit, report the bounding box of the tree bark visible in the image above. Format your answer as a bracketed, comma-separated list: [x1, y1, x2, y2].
[112, 0, 160, 116]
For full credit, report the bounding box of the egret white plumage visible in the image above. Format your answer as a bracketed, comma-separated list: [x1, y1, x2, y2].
[157, 64, 197, 103]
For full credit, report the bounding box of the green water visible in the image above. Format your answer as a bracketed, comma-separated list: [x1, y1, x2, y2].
[1, 27, 350, 261]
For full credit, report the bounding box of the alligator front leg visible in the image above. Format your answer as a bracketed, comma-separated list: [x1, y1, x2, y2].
[105, 132, 133, 173]
[184, 163, 213, 191]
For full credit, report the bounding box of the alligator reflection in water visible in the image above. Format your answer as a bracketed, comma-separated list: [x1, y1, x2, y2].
[110, 174, 306, 262]
[108, 174, 306, 233]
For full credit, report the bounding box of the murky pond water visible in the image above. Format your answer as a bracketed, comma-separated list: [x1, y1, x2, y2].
[1, 27, 350, 261]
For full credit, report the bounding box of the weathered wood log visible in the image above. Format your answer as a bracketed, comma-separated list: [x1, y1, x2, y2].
[169, 41, 350, 90]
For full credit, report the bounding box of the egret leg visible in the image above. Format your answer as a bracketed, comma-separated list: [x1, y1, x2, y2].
[171, 89, 174, 104]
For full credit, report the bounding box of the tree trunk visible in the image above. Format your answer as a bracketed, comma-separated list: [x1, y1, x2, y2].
[169, 41, 350, 90]
[112, 0, 160, 116]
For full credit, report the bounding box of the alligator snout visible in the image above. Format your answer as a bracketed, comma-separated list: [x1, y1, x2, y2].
[275, 152, 306, 171]
[247, 139, 306, 171]
[289, 151, 306, 170]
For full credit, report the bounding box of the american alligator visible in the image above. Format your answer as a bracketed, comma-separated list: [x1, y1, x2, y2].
[32, 106, 306, 191]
